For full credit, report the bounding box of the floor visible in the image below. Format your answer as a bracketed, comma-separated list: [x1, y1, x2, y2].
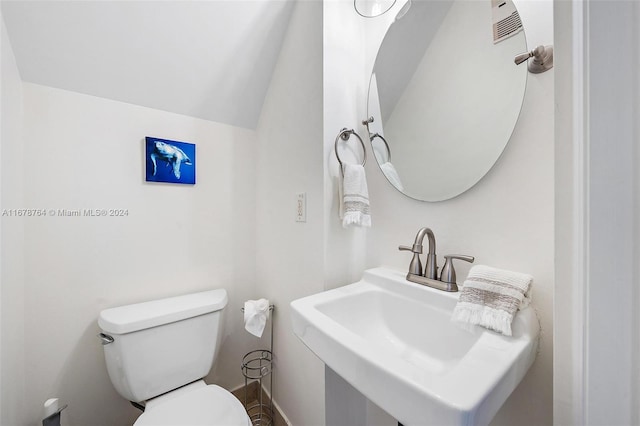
[232, 380, 287, 426]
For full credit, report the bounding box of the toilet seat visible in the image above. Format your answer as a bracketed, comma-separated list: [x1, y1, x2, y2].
[134, 382, 251, 426]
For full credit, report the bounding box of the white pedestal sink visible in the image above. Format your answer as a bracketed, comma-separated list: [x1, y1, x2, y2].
[291, 267, 539, 426]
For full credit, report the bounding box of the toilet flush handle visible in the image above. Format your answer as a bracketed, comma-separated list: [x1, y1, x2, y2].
[98, 332, 114, 345]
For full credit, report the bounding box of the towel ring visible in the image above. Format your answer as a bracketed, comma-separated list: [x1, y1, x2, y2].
[334, 128, 366, 172]
[370, 132, 391, 162]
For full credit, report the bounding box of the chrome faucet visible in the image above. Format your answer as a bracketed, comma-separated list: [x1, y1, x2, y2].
[399, 227, 437, 279]
[399, 227, 474, 292]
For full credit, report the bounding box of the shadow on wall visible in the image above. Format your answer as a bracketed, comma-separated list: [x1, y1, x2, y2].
[40, 323, 140, 426]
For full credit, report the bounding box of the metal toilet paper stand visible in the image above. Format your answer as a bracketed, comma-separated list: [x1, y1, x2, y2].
[241, 304, 275, 426]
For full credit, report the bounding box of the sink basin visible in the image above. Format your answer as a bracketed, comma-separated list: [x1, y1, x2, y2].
[290, 267, 539, 426]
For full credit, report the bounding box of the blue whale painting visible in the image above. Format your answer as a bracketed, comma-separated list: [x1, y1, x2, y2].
[145, 137, 196, 185]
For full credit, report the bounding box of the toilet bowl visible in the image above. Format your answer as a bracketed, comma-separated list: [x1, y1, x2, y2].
[134, 381, 250, 426]
[98, 289, 250, 425]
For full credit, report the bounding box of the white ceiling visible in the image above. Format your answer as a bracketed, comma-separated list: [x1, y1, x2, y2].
[1, 0, 295, 129]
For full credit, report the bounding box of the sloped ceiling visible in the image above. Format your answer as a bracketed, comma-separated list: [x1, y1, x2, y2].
[1, 0, 295, 129]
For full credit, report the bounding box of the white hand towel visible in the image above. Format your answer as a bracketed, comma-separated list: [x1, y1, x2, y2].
[380, 162, 404, 191]
[340, 164, 371, 228]
[451, 265, 533, 336]
[244, 299, 270, 338]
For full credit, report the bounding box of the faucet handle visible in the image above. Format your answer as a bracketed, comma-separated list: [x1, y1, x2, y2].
[440, 255, 475, 284]
[399, 244, 422, 253]
[399, 245, 423, 276]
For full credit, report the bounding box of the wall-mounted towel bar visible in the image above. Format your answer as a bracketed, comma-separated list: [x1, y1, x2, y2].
[334, 128, 366, 173]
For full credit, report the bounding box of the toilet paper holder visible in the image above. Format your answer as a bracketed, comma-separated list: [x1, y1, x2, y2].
[240, 304, 275, 426]
[42, 398, 67, 426]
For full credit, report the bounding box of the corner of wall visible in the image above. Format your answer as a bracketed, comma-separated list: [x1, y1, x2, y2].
[254, 1, 325, 425]
[1, 9, 27, 426]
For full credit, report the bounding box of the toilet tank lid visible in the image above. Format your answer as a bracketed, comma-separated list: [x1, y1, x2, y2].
[98, 289, 228, 335]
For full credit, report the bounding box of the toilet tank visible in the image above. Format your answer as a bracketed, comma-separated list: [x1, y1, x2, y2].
[98, 289, 228, 402]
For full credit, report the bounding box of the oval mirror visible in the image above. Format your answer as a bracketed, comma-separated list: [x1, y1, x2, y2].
[355, 0, 397, 18]
[367, 0, 527, 201]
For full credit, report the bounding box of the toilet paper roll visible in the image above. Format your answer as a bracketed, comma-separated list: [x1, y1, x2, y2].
[43, 398, 60, 419]
[43, 398, 67, 426]
[244, 299, 270, 337]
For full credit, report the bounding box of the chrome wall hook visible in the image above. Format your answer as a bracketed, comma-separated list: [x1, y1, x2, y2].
[362, 116, 374, 127]
[514, 45, 553, 73]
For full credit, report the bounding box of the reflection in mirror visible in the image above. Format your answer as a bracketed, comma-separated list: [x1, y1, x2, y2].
[370, 131, 404, 191]
[354, 0, 397, 18]
[367, 0, 527, 201]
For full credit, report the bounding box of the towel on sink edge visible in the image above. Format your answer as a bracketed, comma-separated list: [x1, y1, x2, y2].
[451, 265, 533, 336]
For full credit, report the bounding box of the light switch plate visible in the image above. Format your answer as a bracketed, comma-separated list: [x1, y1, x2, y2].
[296, 192, 306, 222]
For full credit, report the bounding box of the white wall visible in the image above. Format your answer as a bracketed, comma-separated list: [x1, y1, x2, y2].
[19, 83, 258, 426]
[3, 3, 325, 425]
[254, 1, 325, 425]
[551, 1, 576, 422]
[323, 0, 554, 424]
[323, 0, 373, 293]
[583, 3, 636, 422]
[554, 2, 640, 424]
[0, 11, 27, 426]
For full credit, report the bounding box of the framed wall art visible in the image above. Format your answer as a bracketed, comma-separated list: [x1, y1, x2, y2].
[145, 137, 196, 185]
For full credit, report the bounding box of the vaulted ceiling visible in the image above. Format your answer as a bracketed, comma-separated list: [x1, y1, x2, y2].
[1, 0, 295, 129]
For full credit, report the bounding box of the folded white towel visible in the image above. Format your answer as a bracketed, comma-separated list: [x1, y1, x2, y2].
[451, 265, 533, 336]
[244, 298, 270, 337]
[339, 164, 371, 228]
[380, 162, 404, 191]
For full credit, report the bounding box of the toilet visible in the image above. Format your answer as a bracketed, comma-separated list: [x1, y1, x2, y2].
[98, 289, 251, 426]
